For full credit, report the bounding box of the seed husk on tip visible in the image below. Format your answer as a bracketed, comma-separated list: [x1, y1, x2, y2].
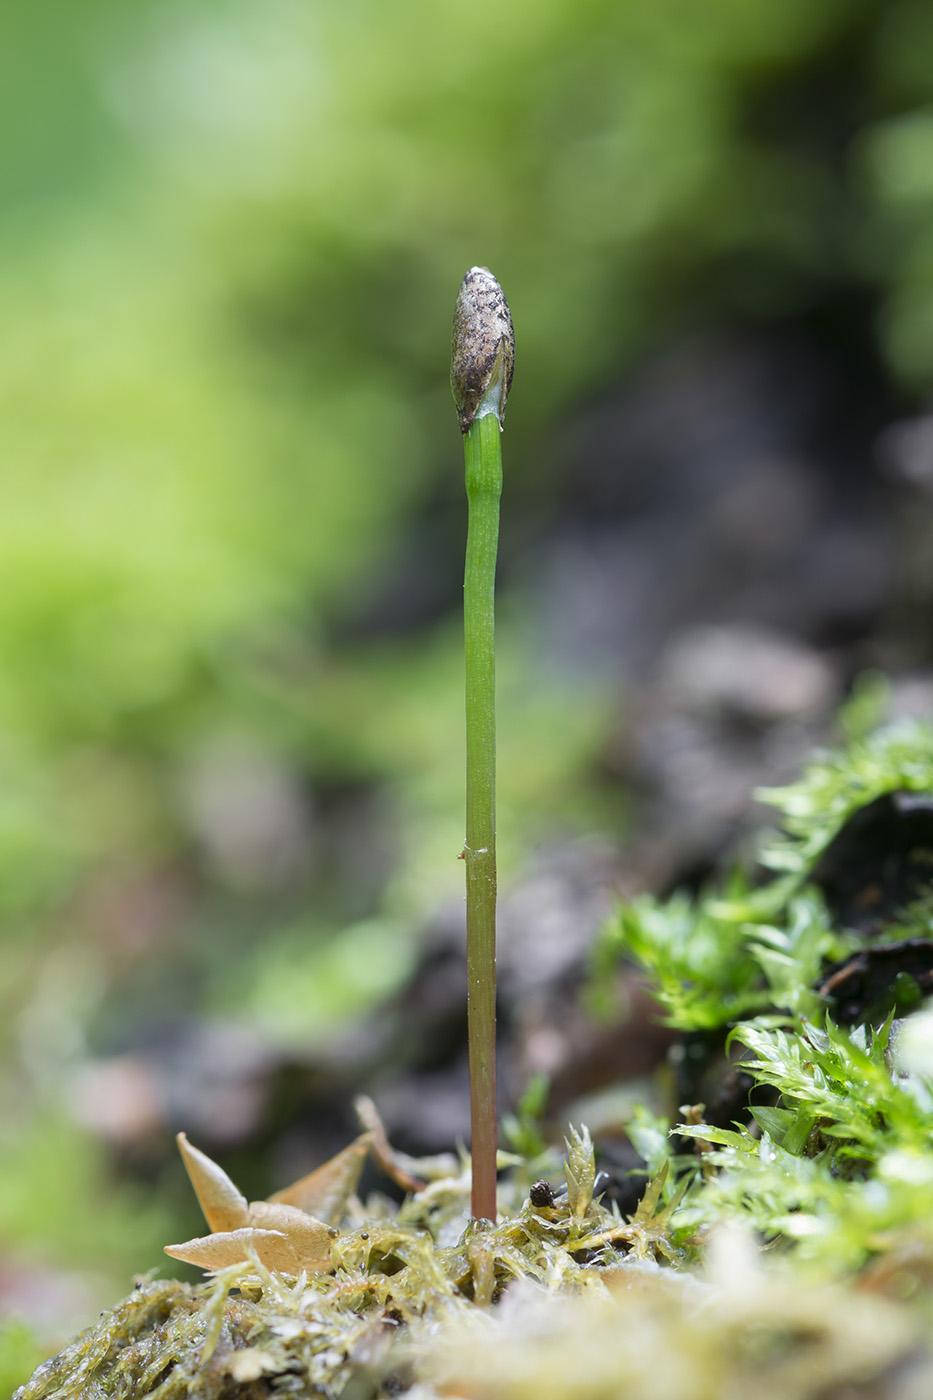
[451, 266, 515, 434]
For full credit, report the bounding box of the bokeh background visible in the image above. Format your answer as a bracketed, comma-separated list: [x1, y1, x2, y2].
[5, 0, 933, 1384]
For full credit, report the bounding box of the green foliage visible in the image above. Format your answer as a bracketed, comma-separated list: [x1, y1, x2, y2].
[597, 719, 933, 1275]
[592, 720, 933, 1032]
[0, 1109, 174, 1278]
[589, 887, 756, 1030]
[757, 719, 933, 879]
[676, 1090, 933, 1274]
[590, 884, 851, 1031]
[502, 1071, 551, 1162]
[624, 1103, 675, 1181]
[735, 1017, 916, 1166]
[0, 1320, 42, 1399]
[231, 916, 417, 1050]
[678, 1010, 933, 1259]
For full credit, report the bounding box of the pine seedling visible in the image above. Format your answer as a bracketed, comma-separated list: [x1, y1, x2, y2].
[451, 267, 515, 1220]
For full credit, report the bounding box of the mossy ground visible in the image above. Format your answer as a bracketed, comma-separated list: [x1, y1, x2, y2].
[13, 1129, 689, 1400]
[13, 1177, 933, 1400]
[16, 720, 933, 1400]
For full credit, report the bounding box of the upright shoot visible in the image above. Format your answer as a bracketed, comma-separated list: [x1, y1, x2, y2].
[450, 267, 515, 1221]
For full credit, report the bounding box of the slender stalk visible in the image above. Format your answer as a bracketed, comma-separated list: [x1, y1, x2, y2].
[451, 267, 514, 1221]
[463, 409, 501, 1221]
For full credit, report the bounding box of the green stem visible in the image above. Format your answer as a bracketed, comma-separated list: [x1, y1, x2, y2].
[463, 409, 501, 1221]
[451, 264, 513, 1221]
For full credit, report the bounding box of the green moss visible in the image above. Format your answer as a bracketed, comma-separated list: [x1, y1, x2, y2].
[590, 719, 933, 1031]
[590, 719, 933, 1279]
[15, 1132, 685, 1400]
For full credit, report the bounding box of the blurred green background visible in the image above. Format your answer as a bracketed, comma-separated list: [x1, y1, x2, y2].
[3, 0, 933, 1382]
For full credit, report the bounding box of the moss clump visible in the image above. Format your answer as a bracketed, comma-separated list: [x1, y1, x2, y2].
[427, 1249, 930, 1400]
[19, 719, 933, 1400]
[14, 1128, 688, 1400]
[16, 1203, 933, 1400]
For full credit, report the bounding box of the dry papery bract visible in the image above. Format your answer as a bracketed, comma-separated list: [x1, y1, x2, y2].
[161, 1131, 366, 1275]
[163, 1097, 437, 1275]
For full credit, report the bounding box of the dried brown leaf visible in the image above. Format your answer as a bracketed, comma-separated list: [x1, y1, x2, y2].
[248, 1200, 337, 1268]
[165, 1209, 337, 1274]
[166, 1135, 340, 1277]
[271, 1131, 372, 1223]
[176, 1131, 249, 1234]
[165, 1227, 293, 1273]
[355, 1096, 426, 1194]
